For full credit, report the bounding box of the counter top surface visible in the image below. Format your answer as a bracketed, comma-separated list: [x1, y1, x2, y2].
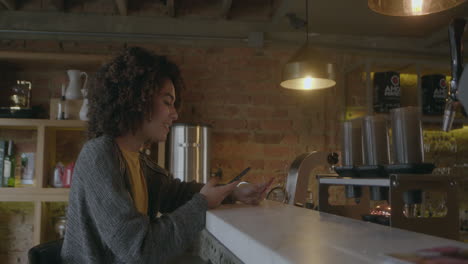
[205, 200, 468, 264]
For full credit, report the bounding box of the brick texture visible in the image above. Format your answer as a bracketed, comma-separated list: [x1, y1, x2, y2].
[2, 39, 343, 183]
[0, 202, 34, 264]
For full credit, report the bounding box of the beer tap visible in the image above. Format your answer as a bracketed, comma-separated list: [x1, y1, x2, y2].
[443, 18, 467, 132]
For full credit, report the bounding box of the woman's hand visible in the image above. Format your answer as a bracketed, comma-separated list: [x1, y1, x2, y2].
[200, 177, 239, 209]
[232, 178, 274, 205]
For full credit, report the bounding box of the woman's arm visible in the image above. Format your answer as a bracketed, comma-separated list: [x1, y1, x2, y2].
[157, 176, 204, 213]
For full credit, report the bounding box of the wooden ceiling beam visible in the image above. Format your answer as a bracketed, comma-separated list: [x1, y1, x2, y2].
[115, 0, 128, 16]
[0, 0, 15, 10]
[45, 0, 64, 11]
[268, 0, 276, 18]
[271, 0, 290, 24]
[167, 0, 175, 17]
[221, 0, 232, 19]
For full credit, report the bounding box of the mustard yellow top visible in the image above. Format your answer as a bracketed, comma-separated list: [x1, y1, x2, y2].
[120, 147, 148, 215]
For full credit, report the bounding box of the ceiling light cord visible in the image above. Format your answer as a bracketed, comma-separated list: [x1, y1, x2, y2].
[306, 0, 309, 44]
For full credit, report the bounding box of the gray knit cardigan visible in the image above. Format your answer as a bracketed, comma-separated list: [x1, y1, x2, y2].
[61, 136, 208, 263]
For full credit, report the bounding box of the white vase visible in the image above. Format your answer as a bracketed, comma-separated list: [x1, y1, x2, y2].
[79, 89, 89, 121]
[65, 70, 88, 100]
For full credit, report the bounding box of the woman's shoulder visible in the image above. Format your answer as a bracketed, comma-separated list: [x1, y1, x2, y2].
[81, 136, 114, 156]
[76, 136, 119, 168]
[75, 136, 120, 182]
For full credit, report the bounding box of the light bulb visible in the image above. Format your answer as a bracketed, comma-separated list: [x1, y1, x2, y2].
[304, 77, 313, 89]
[412, 0, 423, 14]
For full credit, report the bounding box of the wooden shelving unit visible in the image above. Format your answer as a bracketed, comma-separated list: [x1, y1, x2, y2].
[0, 187, 70, 202]
[0, 50, 111, 252]
[0, 118, 87, 245]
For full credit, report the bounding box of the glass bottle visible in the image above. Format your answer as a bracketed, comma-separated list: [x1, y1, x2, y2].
[3, 140, 16, 187]
[57, 84, 68, 120]
[54, 216, 67, 239]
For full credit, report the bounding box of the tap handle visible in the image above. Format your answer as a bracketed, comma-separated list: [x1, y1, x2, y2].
[442, 99, 457, 132]
[449, 18, 466, 93]
[327, 152, 339, 166]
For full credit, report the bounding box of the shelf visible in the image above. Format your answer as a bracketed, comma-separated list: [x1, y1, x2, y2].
[421, 116, 467, 130]
[0, 51, 109, 62]
[344, 113, 468, 127]
[421, 116, 468, 125]
[346, 57, 450, 76]
[0, 51, 110, 70]
[0, 118, 87, 128]
[317, 176, 390, 187]
[0, 187, 70, 202]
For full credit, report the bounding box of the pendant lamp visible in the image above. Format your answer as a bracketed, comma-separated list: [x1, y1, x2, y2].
[368, 0, 467, 16]
[280, 0, 336, 90]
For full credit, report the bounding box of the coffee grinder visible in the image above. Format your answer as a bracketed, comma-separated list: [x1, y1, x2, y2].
[0, 80, 34, 118]
[319, 105, 462, 240]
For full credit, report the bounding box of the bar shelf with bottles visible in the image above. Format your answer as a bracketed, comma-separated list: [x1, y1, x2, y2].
[0, 51, 110, 255]
[0, 118, 86, 245]
[0, 118, 86, 200]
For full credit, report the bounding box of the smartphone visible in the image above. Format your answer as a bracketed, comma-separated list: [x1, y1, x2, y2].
[228, 167, 251, 184]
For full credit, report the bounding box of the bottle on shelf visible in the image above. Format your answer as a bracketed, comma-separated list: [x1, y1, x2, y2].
[54, 206, 68, 239]
[52, 162, 64, 188]
[3, 140, 16, 187]
[62, 162, 74, 188]
[19, 152, 35, 186]
[57, 84, 68, 120]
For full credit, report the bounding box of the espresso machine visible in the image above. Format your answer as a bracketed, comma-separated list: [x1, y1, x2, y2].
[316, 104, 465, 240]
[316, 18, 468, 241]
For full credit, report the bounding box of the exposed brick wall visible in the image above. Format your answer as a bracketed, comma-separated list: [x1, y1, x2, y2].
[0, 39, 342, 186]
[0, 202, 34, 264]
[171, 46, 342, 184]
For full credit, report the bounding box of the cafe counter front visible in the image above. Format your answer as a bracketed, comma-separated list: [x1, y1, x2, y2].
[197, 200, 468, 264]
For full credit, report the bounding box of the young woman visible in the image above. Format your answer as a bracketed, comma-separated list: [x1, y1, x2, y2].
[61, 47, 270, 263]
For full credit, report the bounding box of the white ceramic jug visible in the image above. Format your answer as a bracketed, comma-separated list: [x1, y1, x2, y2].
[65, 70, 88, 100]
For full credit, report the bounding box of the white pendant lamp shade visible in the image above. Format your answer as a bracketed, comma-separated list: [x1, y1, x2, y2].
[368, 0, 467, 16]
[280, 44, 336, 90]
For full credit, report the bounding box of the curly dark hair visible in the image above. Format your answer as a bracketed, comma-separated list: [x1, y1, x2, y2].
[87, 46, 184, 139]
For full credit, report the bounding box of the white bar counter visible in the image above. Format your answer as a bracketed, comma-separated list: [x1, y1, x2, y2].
[205, 200, 468, 264]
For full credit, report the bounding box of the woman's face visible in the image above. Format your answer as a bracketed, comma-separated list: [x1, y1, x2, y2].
[141, 79, 178, 143]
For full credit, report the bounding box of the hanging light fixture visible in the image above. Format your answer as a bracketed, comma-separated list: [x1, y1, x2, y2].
[280, 0, 336, 90]
[368, 0, 467, 16]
